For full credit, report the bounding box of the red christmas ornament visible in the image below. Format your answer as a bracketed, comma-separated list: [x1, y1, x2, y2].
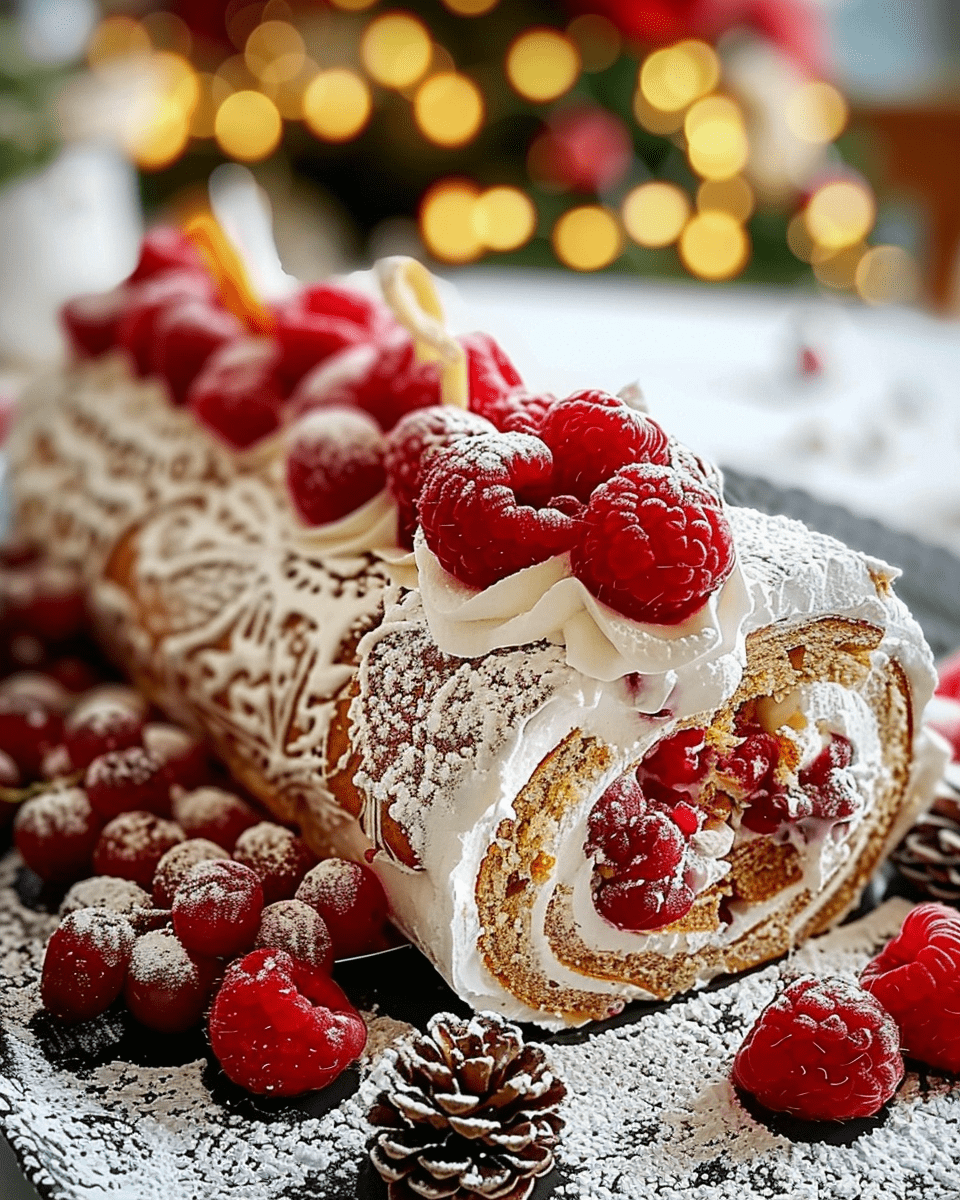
[533, 107, 633, 194]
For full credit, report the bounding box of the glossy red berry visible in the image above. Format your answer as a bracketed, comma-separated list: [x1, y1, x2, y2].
[60, 287, 129, 359]
[151, 837, 230, 907]
[151, 299, 244, 405]
[285, 407, 386, 525]
[273, 283, 394, 386]
[129, 227, 205, 283]
[93, 811, 184, 890]
[115, 271, 215, 377]
[14, 787, 101, 882]
[41, 908, 134, 1023]
[171, 786, 258, 851]
[142, 723, 210, 792]
[85, 747, 170, 820]
[0, 694, 63, 779]
[295, 858, 389, 958]
[172, 859, 264, 959]
[124, 928, 220, 1034]
[253, 899, 334, 974]
[233, 822, 316, 904]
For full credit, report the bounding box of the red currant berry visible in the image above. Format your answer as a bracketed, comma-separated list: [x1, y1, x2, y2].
[14, 787, 101, 882]
[66, 703, 145, 771]
[124, 928, 219, 1034]
[152, 837, 230, 907]
[60, 875, 152, 919]
[172, 859, 264, 959]
[171, 786, 258, 851]
[93, 811, 184, 890]
[41, 908, 134, 1023]
[233, 822, 316, 904]
[142, 723, 210, 792]
[85, 747, 170, 820]
[295, 858, 389, 958]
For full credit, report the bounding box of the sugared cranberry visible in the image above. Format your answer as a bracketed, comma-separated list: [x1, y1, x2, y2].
[233, 822, 316, 904]
[115, 271, 215, 377]
[208, 949, 367, 1095]
[172, 859, 263, 959]
[93, 811, 184, 890]
[129, 227, 205, 283]
[142, 723, 209, 792]
[171, 786, 258, 851]
[295, 858, 389, 958]
[187, 337, 287, 449]
[85, 747, 170, 820]
[14, 787, 101, 882]
[254, 898, 334, 973]
[0, 672, 71, 713]
[60, 875, 152, 919]
[285, 407, 386, 526]
[41, 908, 134, 1023]
[273, 283, 394, 387]
[4, 563, 87, 643]
[152, 837, 229, 907]
[66, 704, 145, 771]
[124, 928, 219, 1034]
[151, 299, 244, 405]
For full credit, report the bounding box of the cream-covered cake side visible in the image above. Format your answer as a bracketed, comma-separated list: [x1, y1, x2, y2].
[348, 506, 944, 1026]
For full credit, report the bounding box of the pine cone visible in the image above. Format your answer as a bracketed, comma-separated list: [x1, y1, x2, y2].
[893, 801, 960, 901]
[368, 1011, 566, 1200]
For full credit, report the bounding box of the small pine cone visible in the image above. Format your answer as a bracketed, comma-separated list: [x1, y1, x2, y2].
[368, 1011, 566, 1200]
[893, 804, 960, 901]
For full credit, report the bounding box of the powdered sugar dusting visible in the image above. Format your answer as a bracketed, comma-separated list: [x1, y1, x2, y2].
[60, 876, 151, 917]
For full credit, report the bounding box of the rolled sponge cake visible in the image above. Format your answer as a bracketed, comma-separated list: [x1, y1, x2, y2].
[8, 353, 946, 1027]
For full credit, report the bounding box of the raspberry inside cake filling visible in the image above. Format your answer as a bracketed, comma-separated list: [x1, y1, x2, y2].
[585, 682, 883, 939]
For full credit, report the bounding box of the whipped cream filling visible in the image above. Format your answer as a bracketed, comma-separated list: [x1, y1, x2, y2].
[386, 529, 753, 686]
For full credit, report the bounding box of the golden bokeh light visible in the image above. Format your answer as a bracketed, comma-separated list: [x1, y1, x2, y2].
[142, 11, 192, 56]
[303, 69, 372, 141]
[632, 87, 685, 135]
[88, 16, 150, 67]
[266, 57, 319, 119]
[786, 81, 848, 144]
[132, 99, 191, 170]
[330, 0, 378, 9]
[640, 40, 719, 113]
[190, 73, 233, 138]
[622, 182, 690, 248]
[567, 14, 621, 73]
[506, 29, 580, 103]
[442, 0, 499, 13]
[679, 211, 749, 280]
[361, 13, 432, 90]
[552, 206, 623, 271]
[805, 180, 876, 251]
[786, 211, 815, 263]
[414, 73, 484, 147]
[855, 245, 920, 305]
[697, 176, 754, 222]
[812, 242, 865, 289]
[420, 180, 484, 263]
[216, 54, 257, 93]
[473, 187, 536, 251]
[215, 90, 283, 161]
[245, 21, 306, 86]
[685, 95, 748, 179]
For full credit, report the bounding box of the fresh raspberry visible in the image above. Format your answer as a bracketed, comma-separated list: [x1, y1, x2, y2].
[718, 728, 784, 835]
[129, 227, 205, 283]
[60, 286, 129, 359]
[64, 702, 144, 771]
[254, 898, 334, 973]
[85, 747, 170, 820]
[232, 822, 317, 904]
[384, 405, 496, 546]
[494, 392, 556, 437]
[208, 948, 367, 1096]
[171, 786, 258, 850]
[142, 723, 210, 792]
[172, 859, 264, 959]
[537, 390, 670, 501]
[571, 464, 736, 625]
[0, 693, 63, 778]
[285, 407, 386, 525]
[461, 331, 523, 412]
[732, 731, 858, 836]
[151, 300, 244, 405]
[60, 875, 152, 919]
[640, 727, 710, 789]
[115, 271, 215, 377]
[295, 858, 389, 958]
[936, 648, 960, 701]
[418, 433, 581, 590]
[14, 787, 101, 882]
[124, 928, 220, 1034]
[41, 908, 134, 1023]
[273, 283, 395, 387]
[733, 976, 903, 1121]
[151, 837, 230, 907]
[585, 771, 701, 932]
[93, 810, 185, 890]
[861, 902, 960, 1073]
[187, 337, 287, 450]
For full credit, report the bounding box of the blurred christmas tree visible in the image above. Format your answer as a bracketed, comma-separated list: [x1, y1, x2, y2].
[62, 0, 902, 296]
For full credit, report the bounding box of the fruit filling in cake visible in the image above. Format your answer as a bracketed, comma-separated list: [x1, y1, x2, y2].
[586, 685, 882, 936]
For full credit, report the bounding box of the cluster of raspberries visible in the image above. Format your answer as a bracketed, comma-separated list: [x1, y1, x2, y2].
[390, 385, 735, 626]
[733, 903, 960, 1122]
